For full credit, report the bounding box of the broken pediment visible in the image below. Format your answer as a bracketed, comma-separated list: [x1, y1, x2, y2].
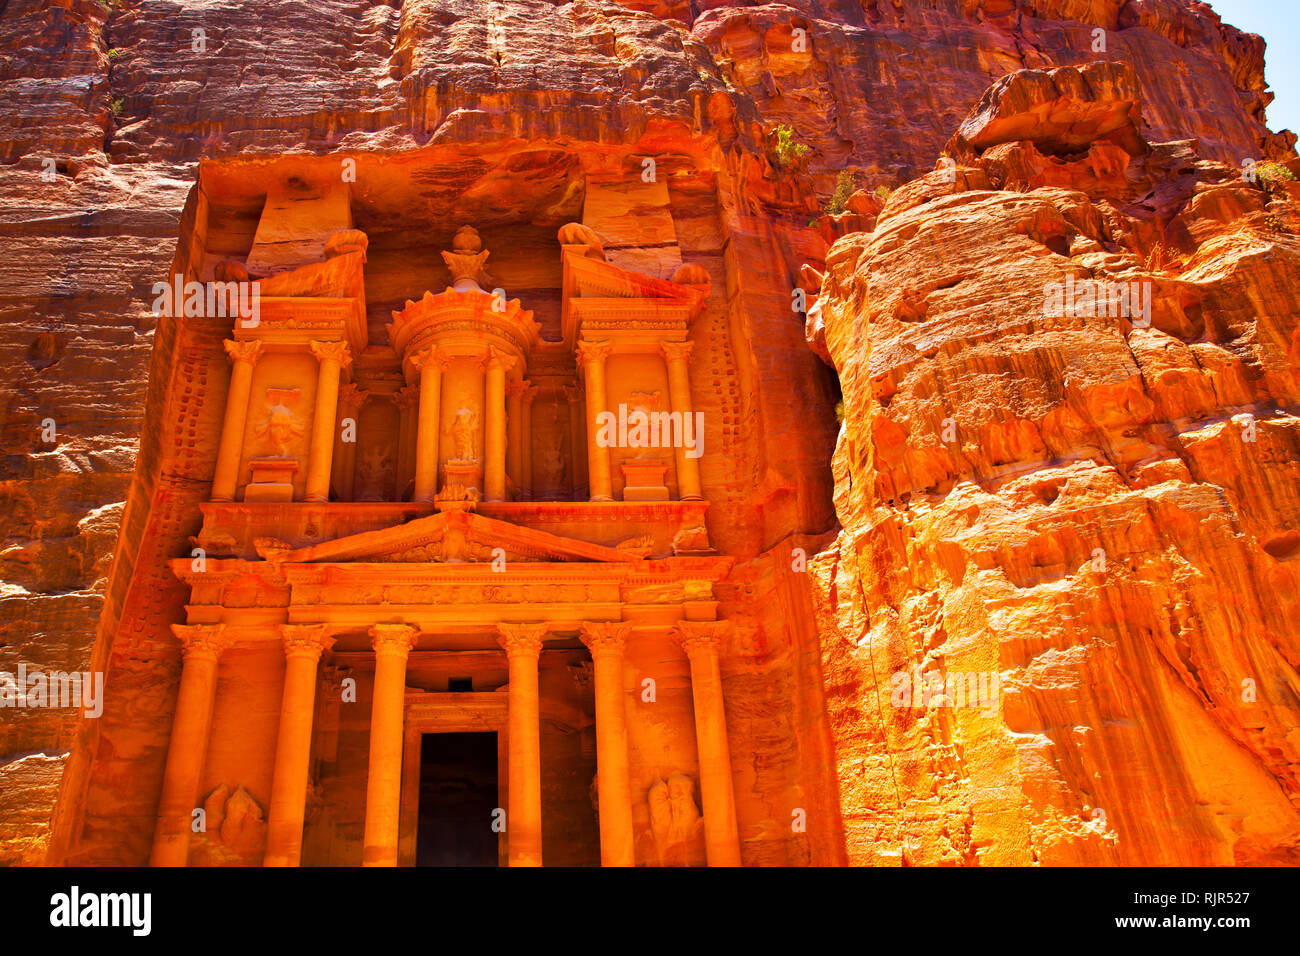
[559, 237, 705, 350]
[275, 509, 641, 566]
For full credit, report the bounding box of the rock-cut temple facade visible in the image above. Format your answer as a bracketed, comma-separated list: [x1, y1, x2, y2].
[49, 165, 838, 868]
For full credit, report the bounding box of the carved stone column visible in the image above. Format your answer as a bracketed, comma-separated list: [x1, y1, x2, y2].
[336, 384, 368, 502]
[151, 624, 228, 866]
[520, 383, 536, 500]
[363, 623, 417, 866]
[564, 385, 586, 500]
[393, 385, 418, 502]
[497, 623, 547, 866]
[577, 340, 614, 501]
[482, 346, 515, 502]
[661, 340, 703, 500]
[411, 348, 448, 502]
[579, 621, 635, 866]
[672, 620, 742, 866]
[305, 341, 352, 502]
[265, 624, 335, 867]
[212, 339, 263, 502]
[505, 381, 524, 497]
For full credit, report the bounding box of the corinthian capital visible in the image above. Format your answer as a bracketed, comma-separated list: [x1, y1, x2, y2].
[410, 347, 450, 374]
[660, 340, 694, 364]
[309, 340, 353, 370]
[392, 384, 419, 409]
[579, 621, 632, 657]
[338, 383, 370, 411]
[280, 624, 336, 661]
[171, 623, 228, 661]
[224, 338, 264, 366]
[369, 623, 418, 657]
[671, 620, 731, 658]
[479, 345, 517, 374]
[497, 623, 548, 658]
[576, 339, 614, 366]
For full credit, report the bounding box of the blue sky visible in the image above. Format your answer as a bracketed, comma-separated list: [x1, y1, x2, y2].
[1207, 0, 1298, 135]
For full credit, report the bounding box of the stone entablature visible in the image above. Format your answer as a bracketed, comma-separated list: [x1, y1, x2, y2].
[192, 499, 714, 560]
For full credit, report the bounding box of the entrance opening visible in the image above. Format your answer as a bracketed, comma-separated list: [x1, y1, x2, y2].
[416, 732, 500, 867]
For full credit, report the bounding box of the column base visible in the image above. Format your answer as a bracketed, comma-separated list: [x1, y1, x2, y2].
[679, 494, 706, 501]
[589, 494, 614, 502]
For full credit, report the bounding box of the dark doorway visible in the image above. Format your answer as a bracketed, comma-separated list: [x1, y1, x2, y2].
[416, 732, 500, 866]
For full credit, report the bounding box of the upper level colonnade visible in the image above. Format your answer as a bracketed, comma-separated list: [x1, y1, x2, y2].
[201, 220, 710, 509]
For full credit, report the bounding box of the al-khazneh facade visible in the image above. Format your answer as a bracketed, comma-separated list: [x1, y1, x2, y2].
[51, 166, 838, 868]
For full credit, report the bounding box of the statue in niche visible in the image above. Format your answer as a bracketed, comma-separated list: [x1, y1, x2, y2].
[450, 406, 479, 461]
[254, 387, 304, 457]
[647, 773, 705, 866]
[356, 445, 392, 501]
[199, 783, 265, 858]
[541, 444, 563, 490]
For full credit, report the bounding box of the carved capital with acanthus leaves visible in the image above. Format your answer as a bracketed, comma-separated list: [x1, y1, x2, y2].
[309, 340, 352, 370]
[660, 340, 694, 364]
[579, 621, 632, 658]
[280, 624, 336, 661]
[479, 345, 517, 374]
[410, 347, 451, 375]
[497, 623, 548, 659]
[171, 623, 228, 662]
[338, 383, 370, 411]
[369, 623, 418, 658]
[671, 620, 731, 659]
[576, 339, 614, 367]
[224, 338, 264, 366]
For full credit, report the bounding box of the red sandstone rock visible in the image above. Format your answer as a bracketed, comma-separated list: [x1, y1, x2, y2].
[0, 0, 1294, 867]
[810, 64, 1300, 865]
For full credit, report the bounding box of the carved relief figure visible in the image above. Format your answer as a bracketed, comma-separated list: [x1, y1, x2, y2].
[667, 773, 703, 848]
[254, 387, 304, 456]
[647, 773, 705, 866]
[356, 445, 392, 500]
[648, 777, 673, 865]
[448, 406, 479, 460]
[197, 783, 265, 863]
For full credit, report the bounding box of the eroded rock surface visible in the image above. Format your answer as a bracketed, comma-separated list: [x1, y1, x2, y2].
[0, 0, 1294, 865]
[811, 63, 1300, 865]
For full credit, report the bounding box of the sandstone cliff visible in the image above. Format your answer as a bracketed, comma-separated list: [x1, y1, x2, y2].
[0, 0, 1294, 864]
[810, 61, 1300, 864]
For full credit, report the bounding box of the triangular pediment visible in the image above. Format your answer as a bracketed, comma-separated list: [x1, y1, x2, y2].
[275, 510, 641, 565]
